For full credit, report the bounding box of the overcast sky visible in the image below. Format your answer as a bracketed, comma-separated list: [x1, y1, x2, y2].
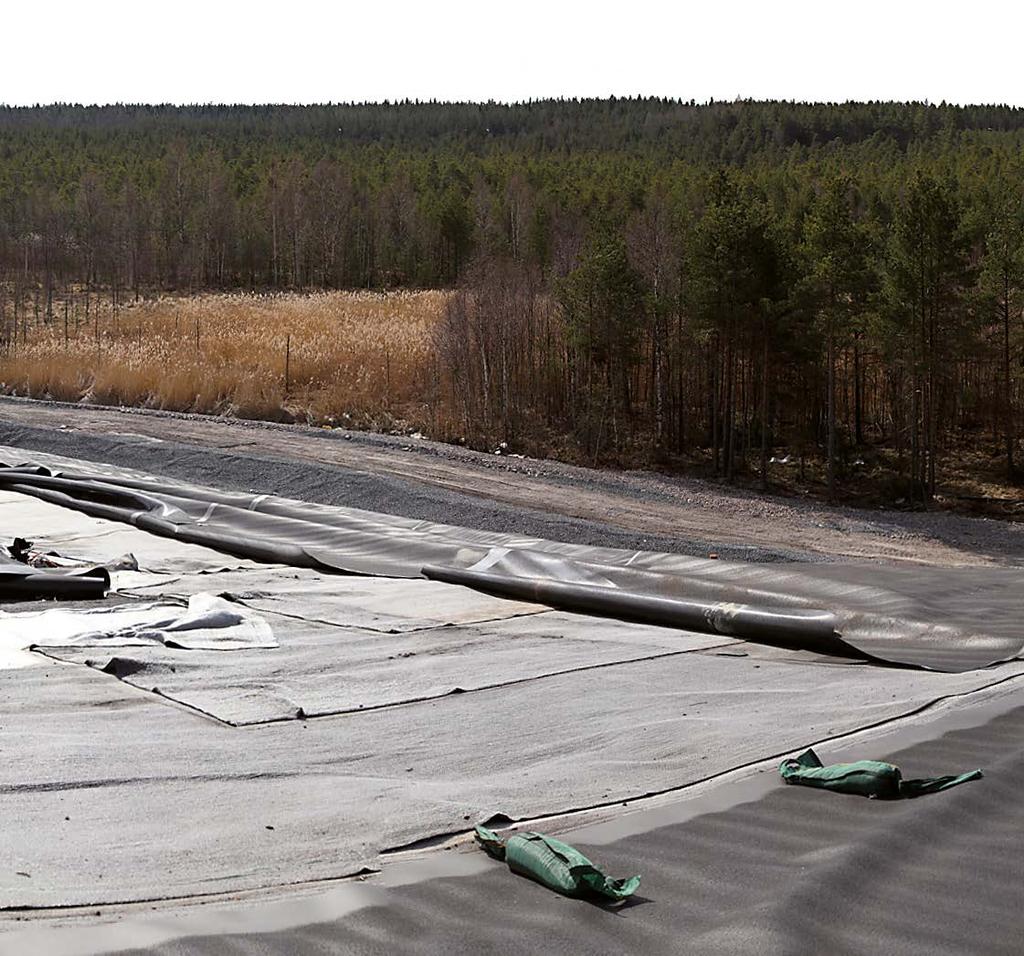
[2, 1, 1020, 107]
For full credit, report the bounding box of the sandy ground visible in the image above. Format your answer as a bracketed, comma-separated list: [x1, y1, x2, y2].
[0, 397, 1021, 568]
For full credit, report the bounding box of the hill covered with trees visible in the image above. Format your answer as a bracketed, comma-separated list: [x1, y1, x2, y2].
[1, 99, 1022, 503]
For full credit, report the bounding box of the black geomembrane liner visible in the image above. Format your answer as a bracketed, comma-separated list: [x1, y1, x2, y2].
[1, 462, 1021, 672]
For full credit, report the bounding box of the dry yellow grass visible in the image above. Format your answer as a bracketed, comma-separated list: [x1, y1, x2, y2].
[0, 291, 450, 431]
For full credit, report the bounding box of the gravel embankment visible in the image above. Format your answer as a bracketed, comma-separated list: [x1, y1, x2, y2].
[1, 396, 1020, 567]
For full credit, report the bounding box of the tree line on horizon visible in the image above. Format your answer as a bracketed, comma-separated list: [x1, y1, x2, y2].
[0, 100, 1022, 499]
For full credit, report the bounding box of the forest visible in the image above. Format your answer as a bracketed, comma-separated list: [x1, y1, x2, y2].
[1, 99, 1023, 505]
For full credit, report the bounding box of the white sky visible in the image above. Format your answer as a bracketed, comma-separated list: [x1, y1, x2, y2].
[2, 0, 1021, 107]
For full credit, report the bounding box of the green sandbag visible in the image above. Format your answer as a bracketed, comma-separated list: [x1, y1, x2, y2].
[780, 747, 983, 799]
[474, 825, 640, 901]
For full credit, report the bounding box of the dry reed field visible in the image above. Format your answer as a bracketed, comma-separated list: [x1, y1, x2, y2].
[0, 291, 450, 431]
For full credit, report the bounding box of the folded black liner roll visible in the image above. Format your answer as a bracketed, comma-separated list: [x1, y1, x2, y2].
[2, 461, 1022, 672]
[0, 552, 109, 601]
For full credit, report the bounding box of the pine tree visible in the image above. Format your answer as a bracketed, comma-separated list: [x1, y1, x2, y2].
[559, 228, 647, 459]
[883, 172, 970, 501]
[979, 202, 1024, 477]
[802, 175, 872, 501]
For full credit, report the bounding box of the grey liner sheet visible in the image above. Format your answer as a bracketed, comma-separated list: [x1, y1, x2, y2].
[41, 612, 731, 724]
[4, 646, 1020, 908]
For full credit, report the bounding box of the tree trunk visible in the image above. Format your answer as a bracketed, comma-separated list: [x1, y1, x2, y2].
[760, 317, 769, 491]
[827, 312, 836, 503]
[1004, 268, 1016, 475]
[853, 334, 864, 445]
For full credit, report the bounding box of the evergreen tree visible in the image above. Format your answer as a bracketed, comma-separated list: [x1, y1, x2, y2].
[979, 201, 1024, 476]
[688, 172, 784, 481]
[883, 172, 970, 500]
[559, 228, 647, 458]
[802, 175, 872, 500]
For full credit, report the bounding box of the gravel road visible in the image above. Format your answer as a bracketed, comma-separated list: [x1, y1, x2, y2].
[1, 396, 1020, 567]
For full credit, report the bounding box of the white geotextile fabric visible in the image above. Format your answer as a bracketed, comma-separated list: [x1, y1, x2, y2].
[0, 593, 276, 669]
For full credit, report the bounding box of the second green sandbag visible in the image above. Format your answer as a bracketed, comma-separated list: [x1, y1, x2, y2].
[780, 748, 983, 799]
